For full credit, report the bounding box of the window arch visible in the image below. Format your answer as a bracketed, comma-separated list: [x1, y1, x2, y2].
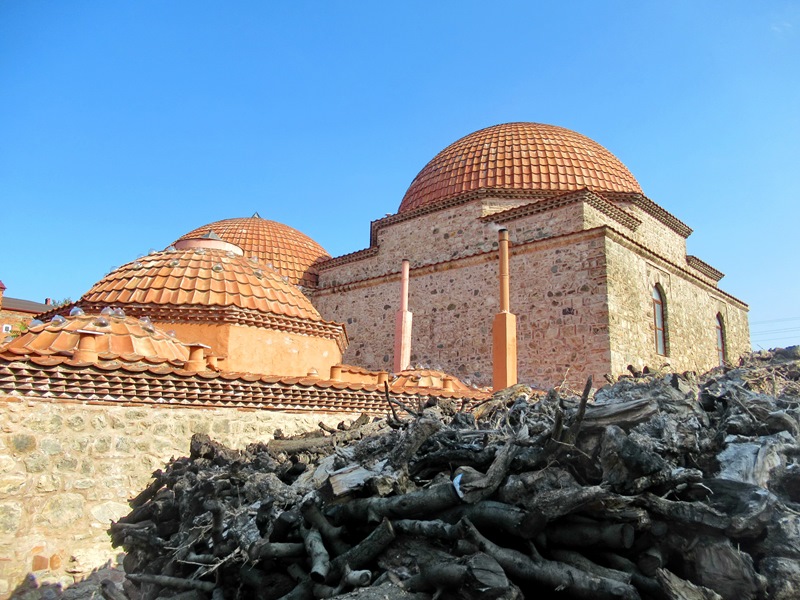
[716, 313, 726, 366]
[652, 285, 667, 356]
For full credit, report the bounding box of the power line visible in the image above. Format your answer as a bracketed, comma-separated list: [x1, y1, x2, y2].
[752, 327, 800, 337]
[751, 316, 800, 325]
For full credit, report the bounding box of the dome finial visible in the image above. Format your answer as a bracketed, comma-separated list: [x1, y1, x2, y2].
[252, 211, 262, 219]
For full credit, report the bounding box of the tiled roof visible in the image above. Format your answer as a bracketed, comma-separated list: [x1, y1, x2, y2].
[0, 356, 491, 414]
[2, 296, 51, 314]
[392, 368, 476, 393]
[81, 248, 322, 322]
[399, 123, 642, 213]
[175, 216, 330, 287]
[1, 313, 190, 365]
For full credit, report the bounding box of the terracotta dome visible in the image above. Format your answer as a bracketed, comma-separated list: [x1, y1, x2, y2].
[0, 312, 190, 365]
[398, 122, 642, 213]
[80, 248, 322, 322]
[174, 215, 330, 287]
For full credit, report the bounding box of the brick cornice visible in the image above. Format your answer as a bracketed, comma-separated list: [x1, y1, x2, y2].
[686, 255, 724, 282]
[317, 188, 560, 271]
[314, 225, 747, 310]
[601, 192, 693, 238]
[601, 228, 746, 309]
[480, 188, 641, 231]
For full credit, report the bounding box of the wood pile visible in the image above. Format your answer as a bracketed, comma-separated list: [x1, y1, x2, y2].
[111, 348, 800, 600]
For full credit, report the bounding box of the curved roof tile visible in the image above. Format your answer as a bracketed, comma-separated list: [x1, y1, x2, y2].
[399, 122, 642, 213]
[81, 248, 322, 322]
[175, 216, 330, 287]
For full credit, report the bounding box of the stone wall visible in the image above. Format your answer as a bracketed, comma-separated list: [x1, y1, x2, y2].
[0, 396, 358, 598]
[314, 221, 614, 390]
[605, 231, 750, 375]
[613, 200, 690, 266]
[314, 192, 749, 391]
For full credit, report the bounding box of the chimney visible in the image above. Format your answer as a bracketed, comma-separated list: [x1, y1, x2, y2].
[184, 343, 210, 372]
[330, 364, 343, 381]
[45, 298, 52, 306]
[492, 229, 518, 391]
[73, 329, 105, 363]
[376, 371, 389, 385]
[393, 259, 413, 373]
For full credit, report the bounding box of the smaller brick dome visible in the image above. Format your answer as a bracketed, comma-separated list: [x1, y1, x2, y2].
[1, 312, 190, 365]
[399, 122, 642, 213]
[175, 215, 330, 287]
[81, 248, 322, 322]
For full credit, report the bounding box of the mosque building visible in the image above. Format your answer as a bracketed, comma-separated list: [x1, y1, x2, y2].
[311, 122, 750, 389]
[0, 121, 751, 589]
[3, 121, 749, 395]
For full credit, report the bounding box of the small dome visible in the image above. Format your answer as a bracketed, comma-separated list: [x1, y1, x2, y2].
[399, 122, 642, 213]
[81, 248, 322, 321]
[175, 215, 330, 287]
[0, 313, 190, 365]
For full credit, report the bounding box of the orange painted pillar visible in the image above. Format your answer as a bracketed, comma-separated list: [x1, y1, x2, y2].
[493, 229, 518, 391]
[394, 259, 413, 373]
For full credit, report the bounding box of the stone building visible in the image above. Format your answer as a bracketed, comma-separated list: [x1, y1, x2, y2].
[0, 120, 751, 592]
[0, 281, 51, 337]
[310, 122, 750, 389]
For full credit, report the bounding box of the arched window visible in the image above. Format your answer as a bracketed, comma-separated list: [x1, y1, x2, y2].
[716, 313, 726, 366]
[652, 286, 666, 356]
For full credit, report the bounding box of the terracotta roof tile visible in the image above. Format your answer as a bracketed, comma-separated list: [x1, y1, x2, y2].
[80, 248, 323, 322]
[0, 356, 491, 413]
[0, 314, 191, 366]
[399, 123, 641, 213]
[175, 216, 330, 287]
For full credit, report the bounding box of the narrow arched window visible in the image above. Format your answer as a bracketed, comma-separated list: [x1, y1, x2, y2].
[652, 286, 666, 356]
[716, 313, 726, 366]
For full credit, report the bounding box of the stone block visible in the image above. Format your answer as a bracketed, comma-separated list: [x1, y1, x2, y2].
[9, 434, 36, 454]
[37, 494, 85, 528]
[0, 502, 22, 534]
[89, 501, 129, 526]
[65, 415, 85, 431]
[92, 437, 111, 454]
[0, 455, 17, 474]
[28, 415, 62, 434]
[24, 452, 48, 473]
[35, 474, 60, 493]
[55, 456, 78, 472]
[40, 438, 62, 456]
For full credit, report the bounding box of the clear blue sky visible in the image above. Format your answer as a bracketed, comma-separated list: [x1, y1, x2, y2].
[1, 2, 798, 349]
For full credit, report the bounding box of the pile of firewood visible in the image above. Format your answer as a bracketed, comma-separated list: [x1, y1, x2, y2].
[111, 348, 800, 600]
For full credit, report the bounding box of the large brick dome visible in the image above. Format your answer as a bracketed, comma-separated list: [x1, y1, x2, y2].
[175, 215, 330, 287]
[398, 122, 642, 213]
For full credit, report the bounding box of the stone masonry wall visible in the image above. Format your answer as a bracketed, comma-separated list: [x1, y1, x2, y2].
[612, 201, 690, 267]
[0, 397, 358, 598]
[319, 199, 508, 287]
[314, 224, 614, 391]
[605, 232, 750, 376]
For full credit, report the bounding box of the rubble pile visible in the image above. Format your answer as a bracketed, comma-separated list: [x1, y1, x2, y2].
[112, 349, 800, 600]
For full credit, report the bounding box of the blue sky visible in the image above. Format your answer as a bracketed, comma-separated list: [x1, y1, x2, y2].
[1, 1, 798, 349]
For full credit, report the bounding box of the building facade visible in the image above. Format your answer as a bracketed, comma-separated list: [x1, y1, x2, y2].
[311, 123, 749, 389]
